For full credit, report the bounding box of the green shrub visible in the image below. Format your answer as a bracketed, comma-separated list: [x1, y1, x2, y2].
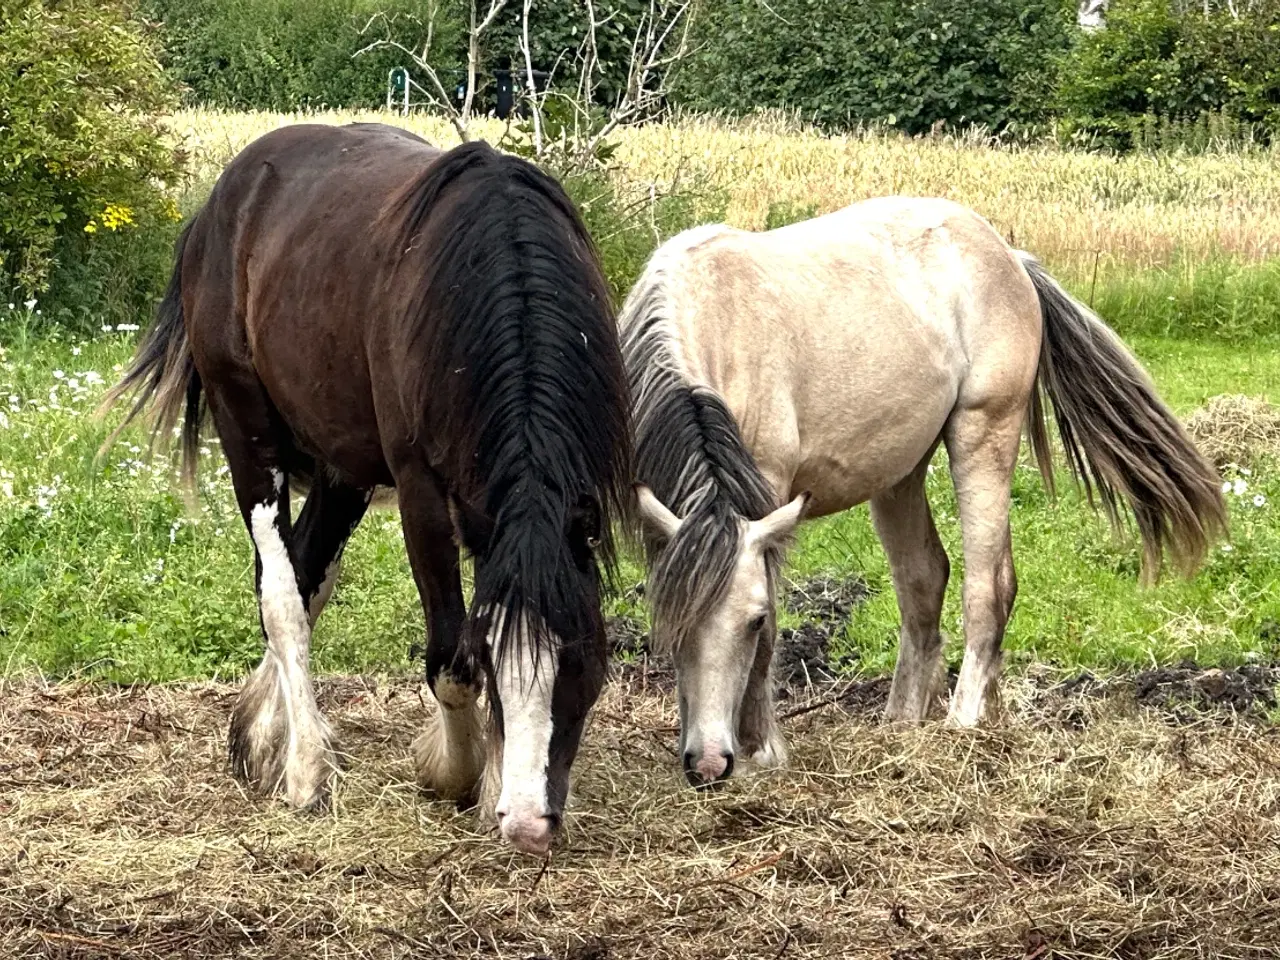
[0, 0, 184, 296]
[145, 0, 461, 110]
[484, 0, 654, 111]
[672, 0, 1078, 134]
[1057, 0, 1280, 150]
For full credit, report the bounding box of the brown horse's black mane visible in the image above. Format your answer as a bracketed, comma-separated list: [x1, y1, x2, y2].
[395, 141, 631, 666]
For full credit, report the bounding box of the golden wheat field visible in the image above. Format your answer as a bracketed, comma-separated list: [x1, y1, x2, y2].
[170, 108, 1280, 273]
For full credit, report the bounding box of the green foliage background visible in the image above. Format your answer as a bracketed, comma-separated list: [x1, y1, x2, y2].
[1056, 0, 1280, 149]
[142, 0, 457, 110]
[674, 0, 1079, 134]
[0, 0, 184, 297]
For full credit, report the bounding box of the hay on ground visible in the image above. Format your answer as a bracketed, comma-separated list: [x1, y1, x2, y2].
[1, 671, 1279, 959]
[1185, 394, 1280, 469]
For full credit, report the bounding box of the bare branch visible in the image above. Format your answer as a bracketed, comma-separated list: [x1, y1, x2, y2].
[583, 0, 695, 156]
[521, 0, 544, 156]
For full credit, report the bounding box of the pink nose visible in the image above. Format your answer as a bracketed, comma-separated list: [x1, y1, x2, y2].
[696, 753, 728, 780]
[499, 813, 557, 856]
[683, 749, 735, 787]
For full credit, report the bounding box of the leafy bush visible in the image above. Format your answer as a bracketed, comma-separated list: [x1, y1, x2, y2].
[673, 0, 1078, 134]
[144, 0, 458, 110]
[0, 0, 184, 296]
[1057, 0, 1280, 149]
[484, 0, 652, 110]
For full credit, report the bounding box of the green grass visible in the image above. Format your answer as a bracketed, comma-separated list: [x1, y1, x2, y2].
[1084, 257, 1280, 343]
[2, 296, 1278, 683]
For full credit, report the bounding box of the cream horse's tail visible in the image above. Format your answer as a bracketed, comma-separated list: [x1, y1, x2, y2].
[1016, 252, 1227, 582]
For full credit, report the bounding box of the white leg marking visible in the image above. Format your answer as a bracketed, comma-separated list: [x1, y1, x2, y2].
[947, 659, 999, 728]
[492, 609, 558, 856]
[248, 500, 336, 807]
[749, 730, 789, 769]
[412, 675, 484, 801]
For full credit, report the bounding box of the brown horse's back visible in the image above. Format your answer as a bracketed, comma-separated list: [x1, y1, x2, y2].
[183, 123, 442, 486]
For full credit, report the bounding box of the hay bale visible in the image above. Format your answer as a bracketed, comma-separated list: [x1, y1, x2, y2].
[1185, 394, 1280, 469]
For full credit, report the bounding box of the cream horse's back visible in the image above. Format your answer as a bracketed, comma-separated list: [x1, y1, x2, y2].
[625, 198, 1225, 786]
[655, 198, 1039, 513]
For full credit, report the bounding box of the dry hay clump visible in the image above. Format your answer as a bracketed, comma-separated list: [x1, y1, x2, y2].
[1185, 393, 1280, 469]
[2, 673, 1280, 959]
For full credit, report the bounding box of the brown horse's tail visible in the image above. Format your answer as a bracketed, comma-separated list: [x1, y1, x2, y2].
[98, 221, 206, 488]
[1017, 252, 1226, 582]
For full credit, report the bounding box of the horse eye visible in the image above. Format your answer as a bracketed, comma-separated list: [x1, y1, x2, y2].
[748, 614, 767, 633]
[586, 535, 600, 549]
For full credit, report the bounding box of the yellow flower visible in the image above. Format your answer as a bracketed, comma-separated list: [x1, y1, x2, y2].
[161, 196, 182, 222]
[101, 203, 136, 231]
[84, 220, 98, 234]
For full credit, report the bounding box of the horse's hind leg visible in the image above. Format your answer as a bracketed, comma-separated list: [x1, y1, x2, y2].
[943, 405, 1022, 727]
[394, 468, 484, 804]
[209, 381, 339, 809]
[291, 472, 373, 628]
[871, 455, 950, 723]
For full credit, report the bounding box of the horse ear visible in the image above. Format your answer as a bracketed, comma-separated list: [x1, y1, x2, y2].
[749, 492, 811, 550]
[448, 493, 495, 557]
[635, 484, 681, 542]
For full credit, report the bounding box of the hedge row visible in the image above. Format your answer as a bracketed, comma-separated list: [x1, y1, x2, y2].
[143, 0, 1280, 146]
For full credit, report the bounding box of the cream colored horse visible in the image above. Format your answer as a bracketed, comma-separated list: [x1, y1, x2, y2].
[622, 197, 1225, 787]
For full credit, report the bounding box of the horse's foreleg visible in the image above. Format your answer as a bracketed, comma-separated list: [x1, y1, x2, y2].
[395, 469, 485, 805]
[210, 386, 341, 809]
[871, 456, 950, 723]
[738, 625, 787, 769]
[943, 407, 1021, 727]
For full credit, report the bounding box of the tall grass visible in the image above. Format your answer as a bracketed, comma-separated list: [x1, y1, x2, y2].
[169, 108, 1280, 274]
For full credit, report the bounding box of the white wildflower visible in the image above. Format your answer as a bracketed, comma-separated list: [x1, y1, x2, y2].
[51, 369, 65, 380]
[117, 323, 140, 332]
[71, 346, 81, 356]
[1253, 494, 1267, 508]
[1221, 480, 1232, 494]
[1232, 478, 1248, 496]
[24, 299, 36, 311]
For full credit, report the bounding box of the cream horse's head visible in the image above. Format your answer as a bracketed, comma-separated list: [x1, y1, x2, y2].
[636, 485, 808, 786]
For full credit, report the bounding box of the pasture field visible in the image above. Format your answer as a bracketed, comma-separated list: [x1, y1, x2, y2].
[3, 672, 1279, 959]
[3, 111, 1280, 958]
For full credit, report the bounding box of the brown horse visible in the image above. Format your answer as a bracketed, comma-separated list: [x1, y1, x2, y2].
[103, 123, 630, 856]
[622, 198, 1226, 786]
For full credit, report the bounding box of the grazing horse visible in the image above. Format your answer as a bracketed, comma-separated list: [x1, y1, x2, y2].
[622, 198, 1226, 787]
[103, 124, 630, 855]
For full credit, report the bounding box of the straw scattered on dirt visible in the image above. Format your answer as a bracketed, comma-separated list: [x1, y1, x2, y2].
[1185, 393, 1280, 469]
[3, 658, 1280, 960]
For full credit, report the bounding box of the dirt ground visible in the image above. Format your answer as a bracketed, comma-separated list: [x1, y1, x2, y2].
[4, 635, 1280, 960]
